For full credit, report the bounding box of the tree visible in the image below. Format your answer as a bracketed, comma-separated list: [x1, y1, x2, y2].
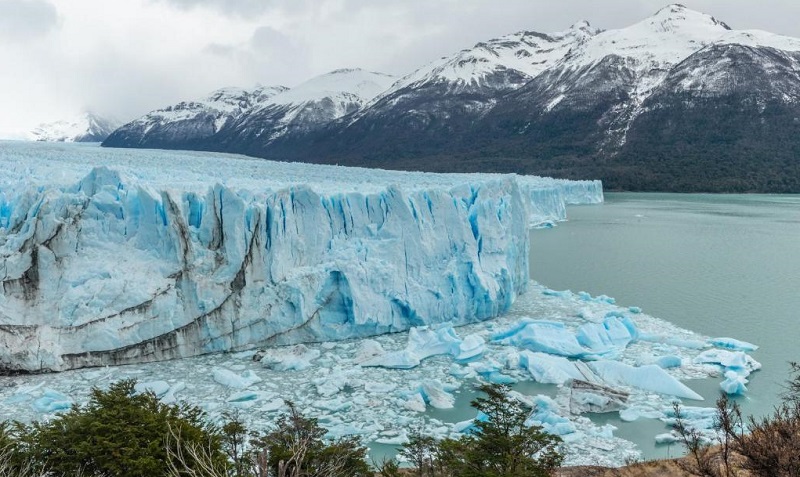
[438, 384, 563, 477]
[249, 401, 371, 477]
[727, 362, 800, 477]
[19, 379, 226, 477]
[398, 427, 438, 477]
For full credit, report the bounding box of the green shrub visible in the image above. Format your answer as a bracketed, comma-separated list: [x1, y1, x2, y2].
[397, 384, 563, 477]
[18, 379, 226, 477]
[248, 401, 371, 477]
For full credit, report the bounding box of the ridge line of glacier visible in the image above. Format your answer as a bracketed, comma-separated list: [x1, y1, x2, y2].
[0, 142, 602, 372]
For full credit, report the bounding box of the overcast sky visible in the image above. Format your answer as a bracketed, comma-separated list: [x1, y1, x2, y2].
[1, 0, 799, 137]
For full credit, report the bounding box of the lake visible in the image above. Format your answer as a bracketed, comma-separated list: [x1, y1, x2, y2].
[531, 192, 800, 459]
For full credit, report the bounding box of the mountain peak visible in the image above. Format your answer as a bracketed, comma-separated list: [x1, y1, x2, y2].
[272, 69, 397, 106]
[569, 20, 592, 31]
[647, 3, 731, 32]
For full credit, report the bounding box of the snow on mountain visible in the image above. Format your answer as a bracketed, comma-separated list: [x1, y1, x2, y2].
[144, 85, 287, 134]
[0, 140, 601, 372]
[103, 85, 287, 148]
[31, 112, 119, 143]
[231, 68, 397, 142]
[383, 21, 598, 96]
[564, 5, 730, 75]
[104, 69, 396, 151]
[271, 68, 396, 106]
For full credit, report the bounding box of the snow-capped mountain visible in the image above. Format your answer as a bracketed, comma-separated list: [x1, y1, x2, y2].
[32, 112, 119, 142]
[104, 69, 396, 152]
[216, 69, 397, 156]
[102, 85, 287, 149]
[103, 4, 800, 192]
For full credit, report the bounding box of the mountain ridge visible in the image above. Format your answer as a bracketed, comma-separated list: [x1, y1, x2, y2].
[103, 4, 800, 192]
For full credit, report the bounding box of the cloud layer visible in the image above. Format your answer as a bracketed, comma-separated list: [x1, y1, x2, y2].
[1, 0, 799, 137]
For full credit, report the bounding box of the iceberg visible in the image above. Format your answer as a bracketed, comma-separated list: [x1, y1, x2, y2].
[493, 320, 598, 359]
[588, 361, 704, 401]
[0, 141, 603, 372]
[518, 351, 584, 384]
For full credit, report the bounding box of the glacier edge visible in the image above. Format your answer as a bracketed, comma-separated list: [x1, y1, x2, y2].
[0, 142, 602, 372]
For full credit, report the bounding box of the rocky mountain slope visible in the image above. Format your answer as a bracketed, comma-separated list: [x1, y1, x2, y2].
[103, 4, 800, 192]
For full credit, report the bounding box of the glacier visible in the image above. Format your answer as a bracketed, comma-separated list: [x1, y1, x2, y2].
[0, 141, 602, 372]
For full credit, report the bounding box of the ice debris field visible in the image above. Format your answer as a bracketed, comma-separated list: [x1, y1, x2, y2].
[0, 142, 761, 465]
[0, 285, 761, 466]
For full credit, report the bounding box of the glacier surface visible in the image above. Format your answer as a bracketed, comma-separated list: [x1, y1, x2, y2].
[0, 141, 602, 372]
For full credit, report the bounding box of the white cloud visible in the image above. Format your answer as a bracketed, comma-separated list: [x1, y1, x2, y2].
[1, 0, 799, 138]
[0, 0, 60, 41]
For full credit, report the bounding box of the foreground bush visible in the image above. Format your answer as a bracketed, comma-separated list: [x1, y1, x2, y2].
[11, 379, 226, 477]
[391, 384, 564, 477]
[675, 362, 800, 477]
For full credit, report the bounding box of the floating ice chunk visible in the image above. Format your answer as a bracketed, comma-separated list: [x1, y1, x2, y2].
[720, 371, 748, 395]
[259, 344, 320, 371]
[526, 395, 577, 436]
[569, 380, 629, 414]
[708, 337, 758, 352]
[212, 368, 262, 389]
[655, 433, 680, 445]
[578, 292, 615, 304]
[403, 392, 426, 412]
[661, 406, 717, 442]
[543, 288, 572, 298]
[161, 382, 186, 404]
[453, 418, 477, 433]
[375, 430, 409, 445]
[360, 349, 420, 369]
[619, 406, 664, 422]
[419, 380, 455, 409]
[364, 381, 397, 394]
[407, 325, 462, 360]
[576, 315, 638, 355]
[353, 340, 385, 364]
[589, 361, 703, 401]
[493, 320, 596, 359]
[455, 334, 486, 362]
[227, 391, 263, 403]
[484, 371, 517, 385]
[655, 356, 682, 369]
[693, 349, 761, 377]
[628, 307, 642, 314]
[360, 324, 467, 369]
[577, 308, 604, 323]
[32, 389, 72, 413]
[518, 350, 584, 384]
[467, 359, 515, 384]
[134, 380, 170, 398]
[641, 335, 708, 349]
[449, 363, 473, 378]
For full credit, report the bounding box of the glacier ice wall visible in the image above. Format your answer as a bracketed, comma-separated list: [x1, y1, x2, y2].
[0, 142, 602, 372]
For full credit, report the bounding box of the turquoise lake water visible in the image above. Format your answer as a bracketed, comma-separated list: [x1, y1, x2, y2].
[531, 192, 800, 459]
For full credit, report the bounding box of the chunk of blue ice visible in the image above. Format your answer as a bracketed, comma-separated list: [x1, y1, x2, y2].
[32, 389, 72, 413]
[720, 371, 748, 395]
[655, 356, 682, 369]
[589, 361, 703, 400]
[709, 337, 758, 352]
